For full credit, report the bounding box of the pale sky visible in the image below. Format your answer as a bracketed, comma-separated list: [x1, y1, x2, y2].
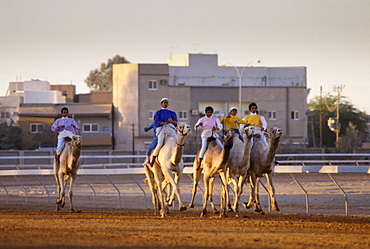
[1, 0, 369, 113]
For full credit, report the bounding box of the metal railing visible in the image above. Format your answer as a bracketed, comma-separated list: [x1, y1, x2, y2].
[0, 153, 369, 216]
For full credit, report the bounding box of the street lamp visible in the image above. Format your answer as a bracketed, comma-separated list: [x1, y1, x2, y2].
[222, 60, 261, 115]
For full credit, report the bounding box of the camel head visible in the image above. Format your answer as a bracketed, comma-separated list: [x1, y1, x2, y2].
[270, 127, 283, 140]
[222, 129, 235, 150]
[177, 122, 192, 137]
[72, 135, 82, 148]
[242, 125, 255, 139]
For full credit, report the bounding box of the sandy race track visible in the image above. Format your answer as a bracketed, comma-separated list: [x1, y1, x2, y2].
[0, 173, 369, 248]
[0, 206, 369, 249]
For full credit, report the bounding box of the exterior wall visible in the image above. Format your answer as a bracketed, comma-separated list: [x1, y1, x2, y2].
[113, 63, 139, 151]
[113, 53, 308, 152]
[0, 95, 22, 124]
[18, 116, 56, 150]
[89, 91, 112, 103]
[51, 84, 77, 103]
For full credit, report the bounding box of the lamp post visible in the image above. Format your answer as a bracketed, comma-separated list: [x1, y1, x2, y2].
[222, 60, 261, 115]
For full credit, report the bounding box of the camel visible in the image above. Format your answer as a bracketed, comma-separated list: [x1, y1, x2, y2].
[226, 125, 254, 217]
[243, 127, 282, 214]
[199, 129, 234, 218]
[144, 122, 191, 217]
[54, 135, 82, 212]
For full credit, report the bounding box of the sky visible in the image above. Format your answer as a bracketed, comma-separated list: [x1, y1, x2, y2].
[1, 0, 369, 113]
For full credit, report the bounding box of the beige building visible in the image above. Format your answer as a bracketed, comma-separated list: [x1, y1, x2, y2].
[18, 103, 113, 150]
[113, 53, 308, 153]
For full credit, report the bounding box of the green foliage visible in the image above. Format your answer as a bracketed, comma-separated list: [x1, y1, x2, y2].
[0, 121, 22, 150]
[85, 55, 129, 91]
[336, 122, 364, 152]
[307, 94, 369, 148]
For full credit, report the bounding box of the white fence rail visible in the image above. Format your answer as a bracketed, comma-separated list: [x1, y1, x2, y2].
[0, 153, 369, 216]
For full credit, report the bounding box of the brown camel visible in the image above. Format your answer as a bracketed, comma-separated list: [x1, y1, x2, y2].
[226, 125, 254, 217]
[243, 127, 282, 214]
[54, 135, 82, 212]
[199, 129, 234, 218]
[144, 122, 191, 217]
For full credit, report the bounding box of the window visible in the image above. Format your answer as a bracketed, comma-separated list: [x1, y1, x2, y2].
[83, 123, 99, 132]
[268, 111, 277, 120]
[148, 110, 155, 119]
[291, 111, 299, 120]
[149, 80, 157, 90]
[178, 111, 188, 120]
[30, 123, 43, 133]
[1, 112, 9, 118]
[102, 126, 110, 132]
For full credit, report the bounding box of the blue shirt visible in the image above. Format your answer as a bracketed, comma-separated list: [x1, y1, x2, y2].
[153, 108, 178, 127]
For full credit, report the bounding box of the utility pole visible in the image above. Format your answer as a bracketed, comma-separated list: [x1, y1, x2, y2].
[319, 86, 323, 148]
[333, 85, 345, 147]
[131, 123, 135, 163]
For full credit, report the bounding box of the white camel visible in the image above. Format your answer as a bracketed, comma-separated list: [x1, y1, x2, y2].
[144, 122, 191, 217]
[226, 125, 254, 217]
[243, 127, 282, 214]
[54, 135, 82, 212]
[199, 129, 235, 218]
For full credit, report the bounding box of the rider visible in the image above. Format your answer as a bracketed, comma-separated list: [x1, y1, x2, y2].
[242, 102, 268, 146]
[149, 98, 178, 167]
[219, 107, 245, 142]
[51, 107, 79, 162]
[194, 106, 223, 170]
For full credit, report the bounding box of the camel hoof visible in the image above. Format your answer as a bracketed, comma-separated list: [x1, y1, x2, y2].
[273, 206, 280, 212]
[200, 211, 207, 217]
[242, 202, 251, 209]
[188, 203, 194, 208]
[213, 210, 220, 215]
[56, 205, 61, 211]
[219, 214, 227, 218]
[180, 206, 187, 212]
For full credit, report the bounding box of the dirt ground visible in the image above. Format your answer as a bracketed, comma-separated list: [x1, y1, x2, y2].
[0, 173, 369, 248]
[0, 205, 369, 249]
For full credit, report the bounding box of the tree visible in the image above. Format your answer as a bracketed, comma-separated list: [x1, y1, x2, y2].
[337, 122, 363, 152]
[307, 94, 369, 148]
[85, 55, 130, 91]
[0, 121, 22, 150]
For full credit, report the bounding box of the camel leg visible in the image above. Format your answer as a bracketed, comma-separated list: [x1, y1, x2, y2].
[68, 174, 76, 212]
[219, 172, 229, 218]
[243, 174, 256, 210]
[232, 175, 247, 217]
[228, 172, 240, 215]
[201, 175, 211, 217]
[207, 177, 219, 214]
[163, 169, 187, 212]
[153, 165, 167, 218]
[144, 165, 160, 215]
[189, 159, 202, 208]
[56, 172, 66, 208]
[254, 176, 264, 214]
[53, 159, 62, 211]
[266, 172, 279, 211]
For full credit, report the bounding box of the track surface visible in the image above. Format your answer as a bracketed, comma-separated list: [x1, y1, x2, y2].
[0, 205, 369, 249]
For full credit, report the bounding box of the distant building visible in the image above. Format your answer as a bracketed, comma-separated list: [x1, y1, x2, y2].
[7, 79, 66, 103]
[113, 53, 308, 152]
[18, 103, 113, 150]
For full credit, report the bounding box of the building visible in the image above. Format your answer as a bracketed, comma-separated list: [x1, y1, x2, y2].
[18, 103, 113, 150]
[113, 53, 308, 152]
